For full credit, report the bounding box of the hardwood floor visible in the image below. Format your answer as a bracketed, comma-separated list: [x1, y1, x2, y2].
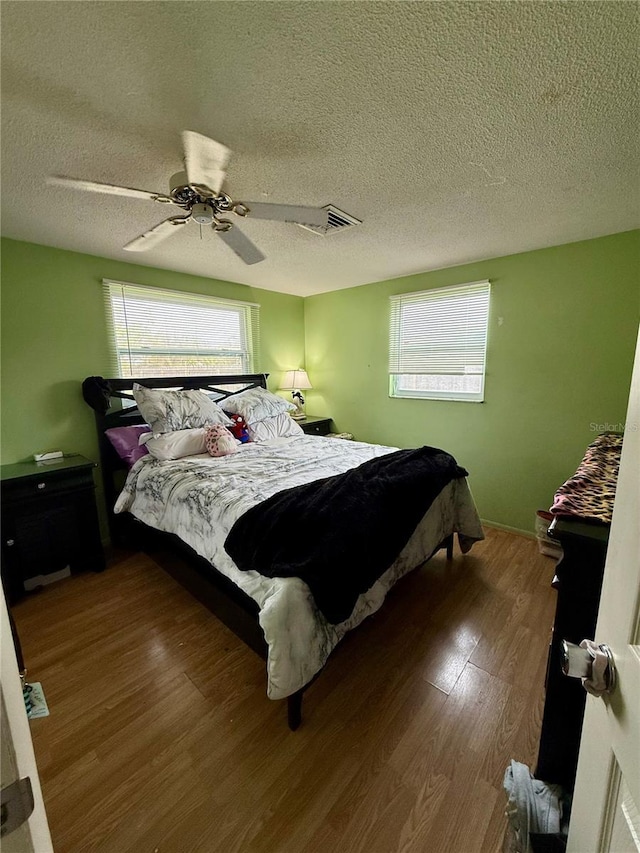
[12, 527, 557, 853]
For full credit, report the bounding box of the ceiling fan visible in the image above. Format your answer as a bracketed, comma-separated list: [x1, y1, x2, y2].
[47, 131, 329, 265]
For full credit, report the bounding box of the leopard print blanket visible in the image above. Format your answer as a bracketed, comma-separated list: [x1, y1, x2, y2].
[550, 432, 623, 524]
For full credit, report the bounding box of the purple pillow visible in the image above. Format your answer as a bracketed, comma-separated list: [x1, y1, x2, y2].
[105, 425, 151, 468]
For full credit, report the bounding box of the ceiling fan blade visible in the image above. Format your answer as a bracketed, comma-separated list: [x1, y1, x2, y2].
[182, 131, 231, 197]
[215, 221, 265, 265]
[123, 215, 191, 252]
[47, 176, 173, 203]
[239, 202, 329, 227]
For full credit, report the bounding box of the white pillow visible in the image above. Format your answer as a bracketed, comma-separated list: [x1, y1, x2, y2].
[248, 413, 304, 443]
[223, 386, 295, 425]
[133, 384, 232, 435]
[140, 427, 209, 461]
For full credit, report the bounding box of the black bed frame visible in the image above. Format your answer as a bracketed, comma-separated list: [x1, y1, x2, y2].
[87, 373, 453, 730]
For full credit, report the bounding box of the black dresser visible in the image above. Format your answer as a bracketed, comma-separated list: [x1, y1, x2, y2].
[534, 517, 609, 790]
[534, 434, 621, 791]
[1, 455, 105, 604]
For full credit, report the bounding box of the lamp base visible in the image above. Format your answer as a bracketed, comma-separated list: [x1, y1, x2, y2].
[291, 411, 306, 421]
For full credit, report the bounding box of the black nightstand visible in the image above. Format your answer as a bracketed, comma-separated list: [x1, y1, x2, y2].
[1, 455, 105, 604]
[298, 416, 332, 436]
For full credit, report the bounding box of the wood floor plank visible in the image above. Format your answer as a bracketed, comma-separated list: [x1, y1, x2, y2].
[11, 528, 558, 852]
[395, 772, 451, 853]
[333, 764, 416, 853]
[481, 789, 513, 853]
[418, 620, 479, 694]
[303, 821, 344, 853]
[390, 662, 509, 790]
[424, 748, 500, 853]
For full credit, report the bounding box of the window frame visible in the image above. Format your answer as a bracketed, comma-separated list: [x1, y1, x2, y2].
[103, 280, 260, 379]
[389, 280, 491, 403]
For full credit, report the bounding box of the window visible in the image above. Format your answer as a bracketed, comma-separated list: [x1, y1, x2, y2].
[389, 280, 490, 402]
[103, 280, 260, 378]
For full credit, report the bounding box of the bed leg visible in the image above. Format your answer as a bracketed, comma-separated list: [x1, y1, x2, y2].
[445, 533, 454, 561]
[287, 690, 303, 731]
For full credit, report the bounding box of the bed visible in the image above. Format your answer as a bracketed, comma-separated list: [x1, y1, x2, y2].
[84, 373, 485, 728]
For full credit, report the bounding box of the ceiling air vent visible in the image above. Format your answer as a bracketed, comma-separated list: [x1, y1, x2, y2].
[297, 204, 362, 236]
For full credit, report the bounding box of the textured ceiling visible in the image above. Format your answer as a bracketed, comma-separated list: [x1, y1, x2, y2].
[1, 1, 638, 296]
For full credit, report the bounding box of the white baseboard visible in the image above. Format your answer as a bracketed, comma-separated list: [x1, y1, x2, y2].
[480, 519, 536, 539]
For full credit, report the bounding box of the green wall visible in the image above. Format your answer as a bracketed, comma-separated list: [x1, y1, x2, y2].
[2, 232, 638, 537]
[304, 230, 640, 534]
[0, 238, 305, 469]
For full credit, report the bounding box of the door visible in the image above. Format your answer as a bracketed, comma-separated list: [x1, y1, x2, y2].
[0, 589, 53, 851]
[568, 327, 640, 852]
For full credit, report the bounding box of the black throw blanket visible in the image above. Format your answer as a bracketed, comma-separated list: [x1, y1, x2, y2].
[224, 446, 468, 624]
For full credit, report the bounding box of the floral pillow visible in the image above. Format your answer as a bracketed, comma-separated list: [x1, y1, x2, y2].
[133, 384, 232, 435]
[205, 424, 238, 457]
[248, 413, 304, 442]
[222, 386, 295, 425]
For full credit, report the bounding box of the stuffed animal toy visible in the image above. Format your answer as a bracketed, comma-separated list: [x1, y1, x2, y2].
[205, 424, 238, 457]
[226, 413, 250, 443]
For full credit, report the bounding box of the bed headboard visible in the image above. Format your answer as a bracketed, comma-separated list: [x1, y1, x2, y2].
[83, 373, 268, 543]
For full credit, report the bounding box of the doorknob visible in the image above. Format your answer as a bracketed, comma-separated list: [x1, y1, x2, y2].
[561, 639, 616, 696]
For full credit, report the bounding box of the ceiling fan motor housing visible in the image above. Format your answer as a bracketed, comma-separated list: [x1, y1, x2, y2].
[192, 203, 214, 224]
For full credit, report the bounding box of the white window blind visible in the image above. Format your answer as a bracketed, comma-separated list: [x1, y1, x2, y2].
[103, 280, 260, 378]
[389, 280, 490, 402]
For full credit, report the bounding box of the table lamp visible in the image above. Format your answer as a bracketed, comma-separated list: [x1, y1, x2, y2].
[280, 369, 312, 420]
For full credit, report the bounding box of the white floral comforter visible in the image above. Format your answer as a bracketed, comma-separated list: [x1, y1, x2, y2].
[115, 436, 484, 699]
